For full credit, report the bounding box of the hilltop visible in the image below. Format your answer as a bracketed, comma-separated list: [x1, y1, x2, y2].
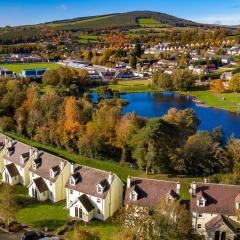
[40, 11, 201, 30]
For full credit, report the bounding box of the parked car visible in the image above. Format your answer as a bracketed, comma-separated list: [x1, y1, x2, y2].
[20, 231, 42, 240]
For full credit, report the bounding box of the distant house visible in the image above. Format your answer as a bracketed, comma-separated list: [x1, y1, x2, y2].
[124, 176, 180, 208]
[65, 165, 124, 222]
[205, 64, 217, 73]
[190, 182, 240, 239]
[21, 68, 47, 79]
[0, 69, 16, 78]
[2, 141, 36, 186]
[28, 152, 71, 202]
[116, 61, 128, 68]
[115, 70, 134, 79]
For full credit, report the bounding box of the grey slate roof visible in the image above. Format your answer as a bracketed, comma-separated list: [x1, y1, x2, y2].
[78, 194, 95, 212]
[5, 163, 19, 177]
[33, 177, 49, 193]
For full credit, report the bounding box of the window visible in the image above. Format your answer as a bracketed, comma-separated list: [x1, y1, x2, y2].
[50, 182, 52, 186]
[197, 224, 201, 229]
[70, 190, 73, 194]
[50, 192, 53, 196]
[70, 178, 75, 185]
[97, 186, 102, 193]
[97, 210, 101, 214]
[97, 198, 101, 203]
[199, 199, 204, 207]
[198, 213, 203, 218]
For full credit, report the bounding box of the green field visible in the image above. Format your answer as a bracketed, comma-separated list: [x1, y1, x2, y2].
[137, 18, 162, 27]
[182, 90, 240, 113]
[110, 79, 158, 93]
[0, 63, 60, 74]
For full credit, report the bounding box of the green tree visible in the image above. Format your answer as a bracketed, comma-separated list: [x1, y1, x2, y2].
[172, 69, 195, 91]
[130, 55, 137, 69]
[152, 71, 173, 90]
[229, 73, 240, 92]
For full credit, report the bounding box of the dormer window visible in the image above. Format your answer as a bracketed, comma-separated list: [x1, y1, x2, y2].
[130, 191, 138, 201]
[97, 185, 103, 193]
[70, 177, 76, 186]
[50, 169, 57, 178]
[197, 197, 206, 207]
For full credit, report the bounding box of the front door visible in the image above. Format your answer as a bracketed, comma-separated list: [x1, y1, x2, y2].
[75, 207, 78, 218]
[5, 172, 9, 183]
[32, 188, 37, 199]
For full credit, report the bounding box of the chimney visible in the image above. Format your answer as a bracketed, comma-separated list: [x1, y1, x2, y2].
[34, 150, 39, 159]
[127, 176, 131, 188]
[4, 137, 8, 146]
[176, 181, 180, 194]
[71, 163, 75, 174]
[191, 181, 197, 196]
[8, 139, 13, 147]
[29, 147, 33, 156]
[60, 160, 65, 171]
[108, 171, 114, 184]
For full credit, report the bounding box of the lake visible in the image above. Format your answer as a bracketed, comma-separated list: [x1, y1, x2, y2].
[121, 92, 240, 139]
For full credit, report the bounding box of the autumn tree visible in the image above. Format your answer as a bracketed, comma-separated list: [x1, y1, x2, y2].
[211, 79, 225, 92]
[116, 113, 141, 162]
[0, 184, 18, 225]
[229, 73, 240, 92]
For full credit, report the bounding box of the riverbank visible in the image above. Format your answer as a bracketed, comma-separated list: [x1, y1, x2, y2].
[180, 90, 240, 113]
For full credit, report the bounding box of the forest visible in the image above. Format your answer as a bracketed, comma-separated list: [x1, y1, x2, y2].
[0, 69, 240, 181]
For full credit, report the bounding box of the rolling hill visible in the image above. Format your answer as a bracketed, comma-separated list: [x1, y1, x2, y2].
[41, 11, 200, 31]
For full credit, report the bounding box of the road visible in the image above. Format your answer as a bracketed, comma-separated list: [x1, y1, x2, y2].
[0, 231, 22, 240]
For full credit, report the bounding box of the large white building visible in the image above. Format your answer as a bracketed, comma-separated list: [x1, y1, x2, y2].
[28, 151, 71, 202]
[190, 182, 240, 240]
[65, 165, 124, 222]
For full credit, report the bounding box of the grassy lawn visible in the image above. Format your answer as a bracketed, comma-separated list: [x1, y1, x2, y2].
[109, 79, 158, 93]
[16, 201, 69, 231]
[0, 184, 69, 231]
[66, 221, 121, 240]
[182, 90, 240, 113]
[0, 63, 60, 74]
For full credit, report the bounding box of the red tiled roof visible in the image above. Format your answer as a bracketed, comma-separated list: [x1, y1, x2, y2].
[191, 183, 240, 215]
[65, 165, 111, 199]
[124, 177, 179, 207]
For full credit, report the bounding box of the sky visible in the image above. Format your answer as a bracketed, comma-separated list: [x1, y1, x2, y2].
[1, 0, 240, 27]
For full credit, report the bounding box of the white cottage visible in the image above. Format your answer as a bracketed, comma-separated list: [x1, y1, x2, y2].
[0, 133, 11, 172]
[190, 182, 240, 239]
[1, 140, 35, 186]
[65, 165, 124, 222]
[124, 176, 180, 208]
[28, 151, 71, 202]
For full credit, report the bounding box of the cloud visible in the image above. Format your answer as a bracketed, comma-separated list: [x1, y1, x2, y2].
[192, 14, 240, 25]
[57, 4, 68, 11]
